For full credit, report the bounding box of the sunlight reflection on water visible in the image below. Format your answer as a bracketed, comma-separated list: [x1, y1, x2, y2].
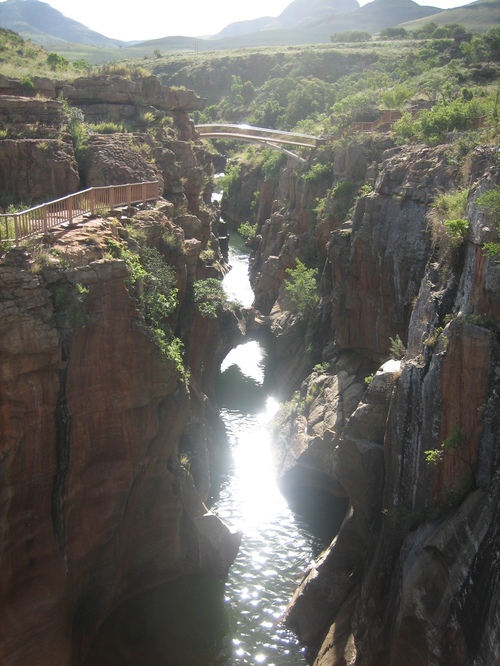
[214, 388, 322, 665]
[213, 242, 324, 664]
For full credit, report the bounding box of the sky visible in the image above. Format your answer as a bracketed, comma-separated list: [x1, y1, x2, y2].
[16, 0, 475, 42]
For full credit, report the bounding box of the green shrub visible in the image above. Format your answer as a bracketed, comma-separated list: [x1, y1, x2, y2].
[477, 187, 500, 223]
[394, 97, 492, 146]
[284, 259, 319, 318]
[106, 238, 187, 380]
[478, 187, 500, 262]
[444, 218, 469, 248]
[193, 277, 232, 318]
[364, 374, 375, 387]
[261, 148, 286, 179]
[424, 425, 476, 489]
[90, 121, 126, 134]
[219, 162, 242, 196]
[301, 161, 331, 183]
[20, 75, 34, 91]
[47, 52, 69, 70]
[280, 392, 306, 419]
[379, 27, 408, 40]
[389, 334, 406, 360]
[429, 189, 469, 256]
[331, 31, 371, 43]
[315, 179, 358, 223]
[238, 221, 258, 240]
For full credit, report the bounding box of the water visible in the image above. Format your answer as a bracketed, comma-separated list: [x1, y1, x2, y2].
[83, 239, 326, 666]
[212, 238, 325, 665]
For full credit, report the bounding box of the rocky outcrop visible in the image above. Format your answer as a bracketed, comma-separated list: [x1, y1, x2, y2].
[0, 174, 240, 664]
[0, 70, 238, 666]
[0, 75, 210, 212]
[0, 95, 64, 131]
[0, 137, 80, 201]
[83, 134, 163, 190]
[0, 96, 80, 202]
[60, 75, 206, 115]
[240, 137, 500, 665]
[0, 74, 56, 98]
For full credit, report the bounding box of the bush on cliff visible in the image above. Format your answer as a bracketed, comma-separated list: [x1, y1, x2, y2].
[393, 95, 493, 146]
[478, 187, 500, 262]
[106, 238, 187, 380]
[429, 188, 469, 258]
[284, 259, 319, 318]
[193, 277, 239, 318]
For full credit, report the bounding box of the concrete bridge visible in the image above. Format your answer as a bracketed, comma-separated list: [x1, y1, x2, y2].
[195, 124, 322, 163]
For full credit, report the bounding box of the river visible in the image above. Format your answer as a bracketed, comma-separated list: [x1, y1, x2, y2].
[83, 232, 326, 666]
[211, 234, 325, 665]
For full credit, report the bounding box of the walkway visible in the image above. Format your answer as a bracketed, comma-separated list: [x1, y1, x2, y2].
[0, 181, 160, 246]
[196, 124, 322, 163]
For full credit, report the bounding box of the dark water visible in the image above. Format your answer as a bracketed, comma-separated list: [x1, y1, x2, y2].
[210, 239, 325, 665]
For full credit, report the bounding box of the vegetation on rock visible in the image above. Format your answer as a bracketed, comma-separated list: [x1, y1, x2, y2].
[284, 260, 319, 318]
[106, 237, 188, 381]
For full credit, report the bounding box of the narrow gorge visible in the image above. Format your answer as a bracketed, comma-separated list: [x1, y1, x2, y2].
[1, 61, 499, 666]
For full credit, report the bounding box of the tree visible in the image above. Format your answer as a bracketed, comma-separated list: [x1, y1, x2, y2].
[284, 260, 319, 318]
[331, 30, 371, 43]
[46, 52, 69, 70]
[379, 27, 408, 40]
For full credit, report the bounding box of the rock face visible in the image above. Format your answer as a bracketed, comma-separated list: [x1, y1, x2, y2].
[0, 120, 240, 664]
[61, 75, 206, 115]
[83, 134, 163, 190]
[0, 75, 208, 212]
[0, 96, 80, 201]
[0, 217, 241, 664]
[241, 139, 500, 665]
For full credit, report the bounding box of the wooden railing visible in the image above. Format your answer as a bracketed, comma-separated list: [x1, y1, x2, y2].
[0, 181, 161, 246]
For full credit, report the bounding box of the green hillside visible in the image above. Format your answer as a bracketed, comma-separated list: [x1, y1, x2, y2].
[402, 0, 500, 32]
[0, 0, 497, 67]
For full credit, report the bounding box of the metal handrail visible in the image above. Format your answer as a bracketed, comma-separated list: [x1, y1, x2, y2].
[196, 123, 320, 148]
[0, 181, 161, 246]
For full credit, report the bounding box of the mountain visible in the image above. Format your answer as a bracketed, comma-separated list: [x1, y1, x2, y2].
[205, 0, 441, 47]
[402, 0, 500, 32]
[0, 0, 124, 47]
[333, 0, 442, 32]
[215, 0, 359, 39]
[275, 0, 359, 28]
[215, 16, 276, 39]
[0, 0, 493, 63]
[203, 0, 441, 45]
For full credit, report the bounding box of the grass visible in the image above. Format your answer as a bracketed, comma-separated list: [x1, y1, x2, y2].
[429, 189, 469, 258]
[401, 0, 500, 34]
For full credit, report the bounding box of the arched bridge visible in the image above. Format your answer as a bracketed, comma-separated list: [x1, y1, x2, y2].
[195, 124, 322, 163]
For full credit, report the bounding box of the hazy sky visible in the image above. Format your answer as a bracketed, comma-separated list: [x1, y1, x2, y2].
[21, 0, 474, 41]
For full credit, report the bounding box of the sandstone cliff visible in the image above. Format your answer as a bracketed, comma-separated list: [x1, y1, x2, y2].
[0, 202, 244, 664]
[0, 73, 209, 212]
[0, 75, 244, 665]
[231, 138, 500, 665]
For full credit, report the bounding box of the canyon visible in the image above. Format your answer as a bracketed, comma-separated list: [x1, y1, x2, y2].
[0, 68, 499, 666]
[222, 137, 500, 664]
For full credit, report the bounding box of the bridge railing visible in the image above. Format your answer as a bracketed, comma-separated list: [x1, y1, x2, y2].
[196, 123, 319, 148]
[0, 181, 160, 246]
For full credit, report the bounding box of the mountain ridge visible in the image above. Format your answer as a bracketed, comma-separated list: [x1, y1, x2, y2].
[0, 0, 124, 47]
[0, 0, 494, 56]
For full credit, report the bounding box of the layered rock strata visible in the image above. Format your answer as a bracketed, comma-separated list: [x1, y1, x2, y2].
[0, 189, 240, 663]
[235, 140, 500, 665]
[0, 74, 208, 208]
[0, 71, 245, 666]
